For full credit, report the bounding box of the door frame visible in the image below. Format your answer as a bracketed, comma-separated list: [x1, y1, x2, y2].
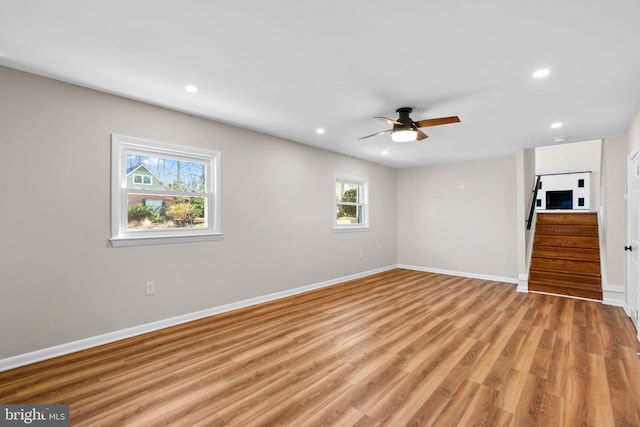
[626, 151, 640, 335]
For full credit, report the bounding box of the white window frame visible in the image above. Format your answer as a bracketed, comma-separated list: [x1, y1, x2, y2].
[111, 134, 222, 247]
[334, 173, 369, 232]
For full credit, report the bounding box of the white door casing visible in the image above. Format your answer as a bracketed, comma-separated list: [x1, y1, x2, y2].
[626, 152, 639, 332]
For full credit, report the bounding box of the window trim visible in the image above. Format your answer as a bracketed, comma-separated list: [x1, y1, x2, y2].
[110, 134, 222, 247]
[334, 173, 369, 231]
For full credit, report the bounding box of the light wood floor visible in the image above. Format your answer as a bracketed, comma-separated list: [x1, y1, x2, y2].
[1, 269, 640, 426]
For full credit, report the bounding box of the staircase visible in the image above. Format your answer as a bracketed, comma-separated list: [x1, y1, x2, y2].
[529, 212, 602, 300]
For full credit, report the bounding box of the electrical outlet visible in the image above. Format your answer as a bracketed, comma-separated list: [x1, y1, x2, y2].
[145, 281, 155, 296]
[359, 251, 364, 260]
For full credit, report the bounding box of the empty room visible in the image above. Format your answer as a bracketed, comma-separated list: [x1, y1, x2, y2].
[2, 1, 640, 426]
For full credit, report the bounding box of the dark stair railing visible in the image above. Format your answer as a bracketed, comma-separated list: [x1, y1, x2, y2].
[526, 175, 541, 230]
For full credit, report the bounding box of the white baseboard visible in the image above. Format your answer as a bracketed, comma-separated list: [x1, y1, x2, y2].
[397, 264, 518, 284]
[603, 283, 625, 293]
[602, 282, 627, 309]
[0, 265, 396, 373]
[517, 273, 529, 293]
[603, 297, 628, 309]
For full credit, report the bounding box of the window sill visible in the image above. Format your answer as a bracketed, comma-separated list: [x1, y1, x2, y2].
[110, 233, 223, 247]
[333, 226, 370, 233]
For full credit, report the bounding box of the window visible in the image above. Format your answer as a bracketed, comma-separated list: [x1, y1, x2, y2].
[133, 174, 152, 185]
[143, 199, 163, 211]
[111, 134, 221, 247]
[334, 174, 369, 231]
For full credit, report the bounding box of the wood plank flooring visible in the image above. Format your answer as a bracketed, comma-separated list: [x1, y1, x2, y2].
[1, 268, 639, 426]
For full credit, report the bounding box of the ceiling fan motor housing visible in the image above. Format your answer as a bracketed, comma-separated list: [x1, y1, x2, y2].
[395, 107, 416, 131]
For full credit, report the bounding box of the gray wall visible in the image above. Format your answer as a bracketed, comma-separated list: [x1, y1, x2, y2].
[0, 67, 397, 358]
[396, 156, 518, 279]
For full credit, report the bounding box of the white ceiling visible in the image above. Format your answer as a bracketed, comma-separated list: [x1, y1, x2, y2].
[1, 0, 640, 168]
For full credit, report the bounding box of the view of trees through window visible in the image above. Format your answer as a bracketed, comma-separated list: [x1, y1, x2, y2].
[336, 182, 361, 224]
[126, 153, 207, 229]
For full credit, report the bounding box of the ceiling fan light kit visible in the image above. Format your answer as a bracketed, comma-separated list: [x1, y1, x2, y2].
[391, 129, 418, 142]
[360, 107, 460, 143]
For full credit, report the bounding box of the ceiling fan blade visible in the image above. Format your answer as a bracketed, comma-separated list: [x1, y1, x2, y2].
[416, 129, 428, 141]
[414, 116, 460, 128]
[358, 129, 392, 140]
[374, 116, 403, 126]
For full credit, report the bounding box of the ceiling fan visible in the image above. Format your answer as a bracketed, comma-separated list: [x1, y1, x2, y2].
[359, 107, 460, 142]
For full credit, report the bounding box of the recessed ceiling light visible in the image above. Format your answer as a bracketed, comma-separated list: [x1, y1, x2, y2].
[185, 85, 198, 93]
[533, 68, 550, 79]
[381, 150, 389, 155]
[316, 128, 325, 135]
[550, 122, 563, 129]
[553, 137, 567, 143]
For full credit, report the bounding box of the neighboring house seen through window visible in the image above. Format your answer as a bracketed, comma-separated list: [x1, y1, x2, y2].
[334, 174, 369, 231]
[111, 134, 221, 246]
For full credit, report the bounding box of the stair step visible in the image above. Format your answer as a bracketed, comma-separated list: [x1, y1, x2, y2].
[530, 257, 601, 276]
[529, 246, 600, 262]
[534, 235, 599, 249]
[529, 269, 601, 288]
[527, 281, 602, 300]
[535, 223, 598, 237]
[536, 212, 598, 225]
